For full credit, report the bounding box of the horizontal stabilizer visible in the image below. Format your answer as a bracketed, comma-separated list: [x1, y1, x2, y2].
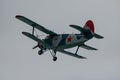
[70, 24, 104, 39]
[69, 25, 84, 32]
[22, 32, 45, 46]
[80, 44, 98, 50]
[94, 33, 104, 39]
[59, 50, 86, 59]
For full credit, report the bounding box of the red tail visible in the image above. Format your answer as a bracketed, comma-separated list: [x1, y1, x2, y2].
[84, 20, 94, 33]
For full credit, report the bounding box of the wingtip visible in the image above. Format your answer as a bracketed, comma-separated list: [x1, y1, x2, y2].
[75, 54, 87, 59]
[101, 36, 104, 39]
[69, 24, 81, 28]
[94, 48, 98, 50]
[22, 32, 25, 34]
[69, 25, 73, 27]
[22, 32, 30, 35]
[81, 56, 87, 59]
[69, 24, 78, 27]
[15, 15, 23, 18]
[94, 33, 104, 39]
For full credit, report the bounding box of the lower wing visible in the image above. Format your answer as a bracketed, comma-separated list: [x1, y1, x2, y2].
[80, 44, 98, 50]
[58, 50, 86, 59]
[22, 32, 45, 46]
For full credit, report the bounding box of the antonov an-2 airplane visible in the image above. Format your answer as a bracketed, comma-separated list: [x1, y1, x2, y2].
[16, 15, 104, 61]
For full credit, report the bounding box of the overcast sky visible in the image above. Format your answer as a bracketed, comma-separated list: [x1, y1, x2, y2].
[0, 0, 120, 80]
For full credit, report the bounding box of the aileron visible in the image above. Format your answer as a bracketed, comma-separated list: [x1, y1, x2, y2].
[59, 50, 86, 59]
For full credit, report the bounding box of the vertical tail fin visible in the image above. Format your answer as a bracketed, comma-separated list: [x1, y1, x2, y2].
[69, 20, 104, 39]
[84, 20, 104, 39]
[84, 20, 94, 33]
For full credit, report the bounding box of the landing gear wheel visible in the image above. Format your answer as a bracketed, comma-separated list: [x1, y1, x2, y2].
[38, 50, 43, 55]
[53, 57, 57, 61]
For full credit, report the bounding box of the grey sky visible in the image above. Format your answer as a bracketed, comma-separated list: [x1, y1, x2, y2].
[0, 0, 120, 80]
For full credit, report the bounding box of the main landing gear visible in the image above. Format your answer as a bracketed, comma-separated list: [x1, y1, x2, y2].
[53, 56, 57, 61]
[38, 49, 43, 55]
[75, 45, 80, 55]
[49, 50, 57, 61]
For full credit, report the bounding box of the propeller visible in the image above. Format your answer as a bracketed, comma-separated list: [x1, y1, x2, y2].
[33, 42, 41, 49]
[30, 29, 45, 49]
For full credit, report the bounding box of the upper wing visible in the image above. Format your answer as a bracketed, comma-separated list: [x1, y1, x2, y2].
[16, 15, 57, 35]
[22, 32, 45, 46]
[80, 44, 98, 50]
[58, 50, 86, 59]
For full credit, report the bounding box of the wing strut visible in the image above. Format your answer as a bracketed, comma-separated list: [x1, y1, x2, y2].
[75, 45, 80, 55]
[32, 27, 35, 35]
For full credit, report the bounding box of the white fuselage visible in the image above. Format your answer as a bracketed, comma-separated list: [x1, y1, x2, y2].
[44, 34, 89, 50]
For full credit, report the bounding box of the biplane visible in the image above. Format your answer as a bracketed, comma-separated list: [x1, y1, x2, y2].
[16, 15, 104, 61]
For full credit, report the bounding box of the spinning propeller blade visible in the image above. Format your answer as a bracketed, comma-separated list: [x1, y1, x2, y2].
[32, 42, 41, 49]
[33, 45, 38, 49]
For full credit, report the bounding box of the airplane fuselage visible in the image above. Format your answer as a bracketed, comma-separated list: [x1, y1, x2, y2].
[44, 33, 93, 50]
[16, 15, 103, 61]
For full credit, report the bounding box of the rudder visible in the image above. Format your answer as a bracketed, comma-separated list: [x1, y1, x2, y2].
[84, 20, 94, 33]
